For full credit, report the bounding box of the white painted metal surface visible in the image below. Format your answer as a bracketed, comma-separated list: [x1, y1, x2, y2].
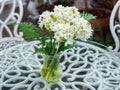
[110, 0, 120, 52]
[0, 40, 119, 90]
[0, 0, 24, 41]
[0, 0, 25, 52]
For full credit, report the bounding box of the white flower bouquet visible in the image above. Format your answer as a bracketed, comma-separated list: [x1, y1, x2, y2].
[18, 5, 95, 82]
[39, 5, 93, 47]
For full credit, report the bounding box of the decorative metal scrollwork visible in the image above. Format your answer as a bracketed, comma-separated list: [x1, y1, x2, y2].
[0, 40, 120, 90]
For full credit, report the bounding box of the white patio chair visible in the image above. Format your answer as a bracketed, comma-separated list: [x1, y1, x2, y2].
[109, 0, 120, 52]
[0, 0, 25, 51]
[107, 0, 120, 59]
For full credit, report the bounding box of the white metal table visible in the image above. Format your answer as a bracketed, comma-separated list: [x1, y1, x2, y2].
[0, 40, 120, 90]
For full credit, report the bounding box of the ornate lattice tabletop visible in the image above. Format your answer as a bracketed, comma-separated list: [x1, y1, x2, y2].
[0, 40, 120, 90]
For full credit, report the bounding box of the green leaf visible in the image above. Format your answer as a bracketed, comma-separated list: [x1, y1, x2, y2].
[16, 22, 44, 40]
[59, 42, 75, 52]
[41, 36, 48, 46]
[80, 11, 96, 20]
[34, 48, 46, 54]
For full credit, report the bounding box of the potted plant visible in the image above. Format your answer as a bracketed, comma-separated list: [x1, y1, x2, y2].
[17, 5, 95, 83]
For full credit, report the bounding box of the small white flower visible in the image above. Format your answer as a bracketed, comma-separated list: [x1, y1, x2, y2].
[38, 5, 93, 45]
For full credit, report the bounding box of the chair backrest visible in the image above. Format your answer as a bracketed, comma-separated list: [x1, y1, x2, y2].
[0, 0, 24, 41]
[109, 0, 120, 52]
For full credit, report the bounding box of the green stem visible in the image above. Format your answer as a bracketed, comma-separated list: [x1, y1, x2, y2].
[45, 57, 56, 79]
[54, 42, 60, 55]
[49, 31, 53, 55]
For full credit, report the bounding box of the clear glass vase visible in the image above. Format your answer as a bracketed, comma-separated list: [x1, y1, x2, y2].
[40, 54, 62, 82]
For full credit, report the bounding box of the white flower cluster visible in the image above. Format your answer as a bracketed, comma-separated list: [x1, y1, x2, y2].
[38, 5, 93, 45]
